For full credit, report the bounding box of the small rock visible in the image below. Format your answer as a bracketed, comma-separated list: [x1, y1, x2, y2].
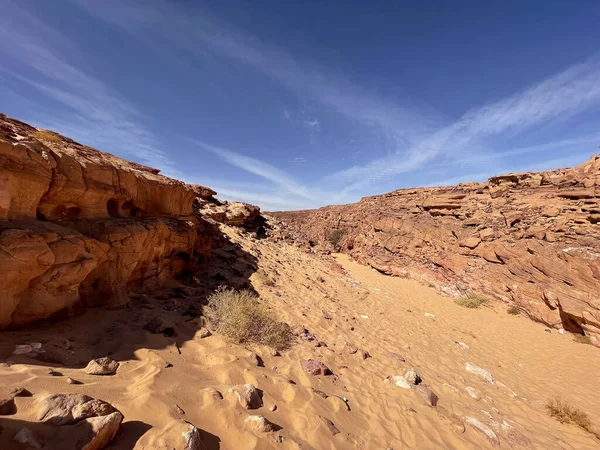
[270, 349, 280, 357]
[176, 404, 185, 415]
[465, 387, 481, 400]
[183, 423, 203, 450]
[360, 350, 371, 360]
[14, 427, 43, 449]
[229, 384, 262, 409]
[388, 352, 406, 362]
[456, 341, 469, 350]
[0, 397, 16, 415]
[144, 316, 168, 334]
[415, 385, 439, 406]
[165, 362, 173, 368]
[84, 357, 119, 375]
[424, 313, 436, 318]
[318, 415, 340, 436]
[558, 328, 565, 335]
[335, 335, 358, 354]
[197, 327, 211, 339]
[300, 359, 332, 376]
[11, 387, 32, 397]
[465, 363, 494, 383]
[245, 415, 275, 433]
[270, 404, 277, 412]
[403, 369, 421, 385]
[392, 375, 412, 389]
[465, 417, 499, 445]
[544, 328, 552, 333]
[67, 377, 82, 385]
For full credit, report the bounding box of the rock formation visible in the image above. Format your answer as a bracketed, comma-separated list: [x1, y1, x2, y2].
[0, 113, 223, 329]
[273, 156, 600, 345]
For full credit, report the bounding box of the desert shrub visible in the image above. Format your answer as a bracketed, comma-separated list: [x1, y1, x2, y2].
[32, 129, 62, 143]
[454, 293, 488, 309]
[573, 334, 593, 345]
[206, 287, 291, 350]
[327, 228, 347, 247]
[546, 398, 593, 433]
[507, 305, 521, 315]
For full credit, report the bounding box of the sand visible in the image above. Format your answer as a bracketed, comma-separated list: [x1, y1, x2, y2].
[1, 224, 599, 449]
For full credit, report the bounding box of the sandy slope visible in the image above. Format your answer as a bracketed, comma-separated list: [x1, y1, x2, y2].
[1, 223, 599, 449]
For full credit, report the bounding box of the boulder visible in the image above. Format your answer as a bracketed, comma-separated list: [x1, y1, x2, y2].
[38, 393, 117, 426]
[84, 358, 119, 376]
[244, 415, 275, 433]
[228, 384, 262, 409]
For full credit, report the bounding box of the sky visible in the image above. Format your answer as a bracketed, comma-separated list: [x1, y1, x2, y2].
[1, 0, 600, 211]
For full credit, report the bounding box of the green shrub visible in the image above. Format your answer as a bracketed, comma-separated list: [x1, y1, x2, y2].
[507, 305, 521, 315]
[206, 287, 291, 350]
[546, 398, 593, 433]
[573, 335, 593, 345]
[327, 229, 347, 247]
[454, 293, 488, 309]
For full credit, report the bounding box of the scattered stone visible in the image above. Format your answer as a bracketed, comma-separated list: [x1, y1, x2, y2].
[299, 331, 316, 341]
[229, 384, 262, 409]
[11, 387, 32, 397]
[391, 375, 412, 389]
[466, 387, 481, 400]
[465, 363, 494, 383]
[84, 357, 119, 375]
[403, 369, 422, 385]
[270, 349, 280, 357]
[270, 404, 277, 412]
[14, 427, 43, 449]
[71, 411, 124, 450]
[544, 328, 551, 333]
[424, 313, 436, 318]
[300, 359, 332, 376]
[415, 385, 439, 406]
[456, 341, 469, 350]
[465, 416, 499, 445]
[183, 422, 203, 450]
[318, 415, 340, 436]
[245, 415, 275, 433]
[38, 393, 118, 426]
[387, 352, 406, 362]
[165, 362, 173, 368]
[67, 377, 82, 385]
[0, 397, 16, 415]
[144, 316, 168, 334]
[335, 335, 358, 354]
[360, 350, 371, 360]
[48, 368, 63, 376]
[197, 327, 211, 339]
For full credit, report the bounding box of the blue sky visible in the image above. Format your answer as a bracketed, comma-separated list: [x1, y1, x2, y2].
[1, 0, 600, 210]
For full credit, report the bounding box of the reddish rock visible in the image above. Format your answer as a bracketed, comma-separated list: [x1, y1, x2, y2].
[273, 155, 600, 345]
[318, 416, 340, 436]
[300, 359, 332, 376]
[0, 113, 221, 329]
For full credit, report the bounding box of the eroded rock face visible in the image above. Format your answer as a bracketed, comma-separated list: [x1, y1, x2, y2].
[273, 156, 600, 345]
[0, 113, 221, 329]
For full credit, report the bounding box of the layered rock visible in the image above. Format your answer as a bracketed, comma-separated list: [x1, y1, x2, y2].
[0, 113, 218, 329]
[273, 155, 600, 345]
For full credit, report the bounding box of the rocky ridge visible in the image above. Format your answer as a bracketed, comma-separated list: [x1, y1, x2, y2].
[273, 156, 600, 345]
[0, 113, 260, 329]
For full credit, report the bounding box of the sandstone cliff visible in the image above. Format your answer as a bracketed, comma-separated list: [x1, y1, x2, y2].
[0, 113, 224, 329]
[273, 156, 600, 345]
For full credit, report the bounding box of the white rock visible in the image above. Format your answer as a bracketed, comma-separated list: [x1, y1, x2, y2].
[465, 363, 494, 383]
[424, 313, 436, 318]
[457, 341, 469, 350]
[465, 417, 499, 444]
[392, 375, 412, 389]
[244, 415, 274, 433]
[466, 387, 481, 400]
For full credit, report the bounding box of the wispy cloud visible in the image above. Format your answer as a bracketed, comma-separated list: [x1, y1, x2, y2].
[329, 55, 600, 192]
[190, 140, 316, 201]
[0, 1, 178, 176]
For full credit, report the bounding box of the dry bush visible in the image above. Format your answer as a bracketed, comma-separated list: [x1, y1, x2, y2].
[327, 229, 346, 247]
[32, 129, 62, 143]
[507, 305, 521, 315]
[206, 287, 291, 350]
[546, 398, 593, 433]
[455, 293, 488, 309]
[573, 334, 593, 345]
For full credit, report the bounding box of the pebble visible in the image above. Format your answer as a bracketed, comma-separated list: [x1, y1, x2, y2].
[424, 313, 436, 318]
[465, 363, 494, 383]
[465, 387, 481, 400]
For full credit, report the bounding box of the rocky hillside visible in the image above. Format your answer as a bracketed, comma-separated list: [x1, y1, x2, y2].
[0, 113, 259, 330]
[273, 156, 600, 346]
